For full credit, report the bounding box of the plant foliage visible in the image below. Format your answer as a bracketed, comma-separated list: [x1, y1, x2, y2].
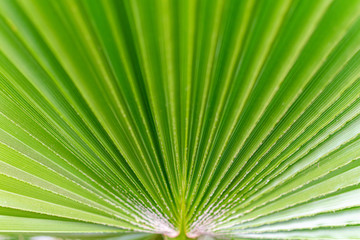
[0, 0, 360, 239]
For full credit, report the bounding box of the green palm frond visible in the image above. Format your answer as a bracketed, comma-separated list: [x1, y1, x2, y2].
[0, 0, 360, 239]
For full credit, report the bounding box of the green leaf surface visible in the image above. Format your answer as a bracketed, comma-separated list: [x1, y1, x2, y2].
[0, 0, 360, 239]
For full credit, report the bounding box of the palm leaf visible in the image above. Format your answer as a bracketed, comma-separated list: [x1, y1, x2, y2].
[0, 0, 360, 239]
